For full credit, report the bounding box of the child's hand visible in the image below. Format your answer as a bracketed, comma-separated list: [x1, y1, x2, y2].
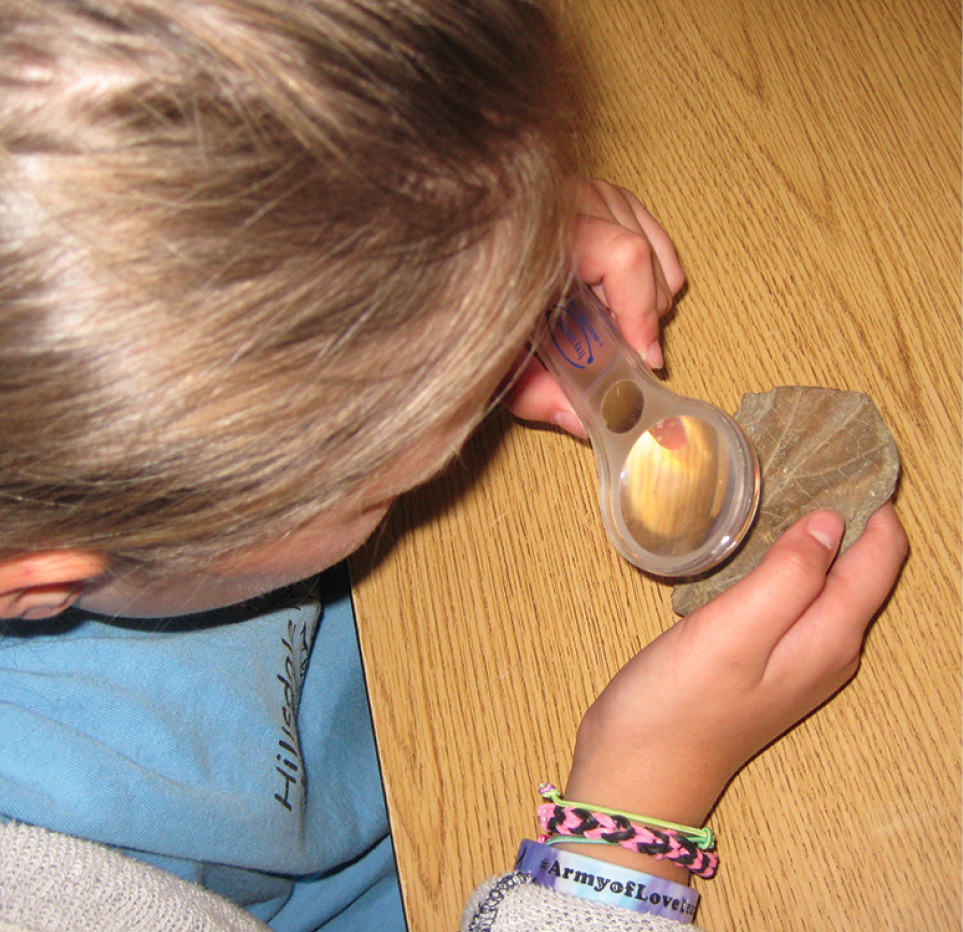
[563, 504, 907, 859]
[504, 179, 685, 437]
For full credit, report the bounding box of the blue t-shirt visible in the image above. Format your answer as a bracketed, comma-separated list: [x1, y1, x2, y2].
[0, 563, 405, 932]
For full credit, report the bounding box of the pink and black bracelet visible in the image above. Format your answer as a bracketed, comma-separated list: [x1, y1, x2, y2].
[536, 784, 719, 879]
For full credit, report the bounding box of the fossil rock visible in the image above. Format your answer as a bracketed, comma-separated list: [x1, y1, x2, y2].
[671, 386, 900, 615]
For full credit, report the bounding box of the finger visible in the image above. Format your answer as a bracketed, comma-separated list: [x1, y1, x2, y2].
[573, 214, 668, 359]
[768, 503, 908, 685]
[820, 503, 908, 616]
[688, 510, 846, 668]
[501, 355, 587, 438]
[628, 202, 686, 297]
[580, 179, 648, 234]
[580, 180, 686, 300]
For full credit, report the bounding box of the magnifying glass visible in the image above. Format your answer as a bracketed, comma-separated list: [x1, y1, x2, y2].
[537, 284, 760, 577]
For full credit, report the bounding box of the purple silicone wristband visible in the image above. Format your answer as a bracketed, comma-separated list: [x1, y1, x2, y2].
[515, 838, 700, 923]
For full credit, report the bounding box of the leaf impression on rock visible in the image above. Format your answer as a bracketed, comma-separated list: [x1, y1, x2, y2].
[671, 386, 900, 615]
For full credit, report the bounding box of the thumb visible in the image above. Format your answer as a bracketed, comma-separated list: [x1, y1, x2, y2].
[691, 510, 845, 657]
[500, 355, 587, 438]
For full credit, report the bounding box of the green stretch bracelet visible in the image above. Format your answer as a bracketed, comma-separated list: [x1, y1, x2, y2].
[538, 784, 715, 850]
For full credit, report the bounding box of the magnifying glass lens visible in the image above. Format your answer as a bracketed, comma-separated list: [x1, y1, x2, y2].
[620, 416, 730, 558]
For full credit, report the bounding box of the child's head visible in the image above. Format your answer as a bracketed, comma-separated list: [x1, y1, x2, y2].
[0, 0, 571, 613]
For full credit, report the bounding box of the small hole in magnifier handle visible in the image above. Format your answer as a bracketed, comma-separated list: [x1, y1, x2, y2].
[601, 379, 646, 433]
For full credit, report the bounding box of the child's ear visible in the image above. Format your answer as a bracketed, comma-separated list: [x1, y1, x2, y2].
[0, 551, 109, 621]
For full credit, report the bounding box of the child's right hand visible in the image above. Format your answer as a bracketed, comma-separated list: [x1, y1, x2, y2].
[502, 178, 685, 438]
[563, 504, 907, 866]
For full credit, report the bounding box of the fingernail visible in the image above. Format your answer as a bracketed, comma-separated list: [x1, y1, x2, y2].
[647, 341, 664, 369]
[806, 511, 844, 550]
[554, 410, 586, 438]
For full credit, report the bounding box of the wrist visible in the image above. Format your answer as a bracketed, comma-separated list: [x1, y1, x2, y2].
[562, 766, 716, 840]
[568, 707, 729, 831]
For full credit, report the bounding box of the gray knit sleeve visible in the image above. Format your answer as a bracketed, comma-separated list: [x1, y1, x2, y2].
[1, 819, 710, 932]
[0, 821, 271, 932]
[462, 874, 709, 932]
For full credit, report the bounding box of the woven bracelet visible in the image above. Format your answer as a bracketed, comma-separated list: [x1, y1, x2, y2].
[536, 784, 718, 879]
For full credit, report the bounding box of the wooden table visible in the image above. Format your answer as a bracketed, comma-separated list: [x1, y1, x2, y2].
[350, 1, 961, 930]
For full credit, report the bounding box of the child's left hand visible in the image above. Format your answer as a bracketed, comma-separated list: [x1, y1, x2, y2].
[565, 504, 908, 840]
[503, 178, 685, 437]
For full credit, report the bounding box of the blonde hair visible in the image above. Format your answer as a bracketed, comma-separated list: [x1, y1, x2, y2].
[0, 0, 572, 571]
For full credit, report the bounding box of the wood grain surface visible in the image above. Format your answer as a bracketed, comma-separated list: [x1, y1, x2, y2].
[349, 1, 961, 930]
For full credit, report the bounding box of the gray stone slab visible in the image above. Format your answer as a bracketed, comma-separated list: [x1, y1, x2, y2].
[671, 386, 900, 615]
